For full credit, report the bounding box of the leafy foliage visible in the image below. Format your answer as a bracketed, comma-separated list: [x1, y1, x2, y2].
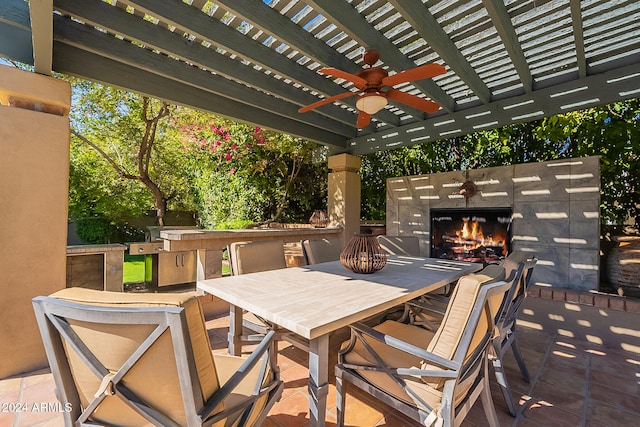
[68, 78, 326, 238]
[75, 217, 144, 244]
[68, 78, 196, 225]
[361, 99, 640, 228]
[174, 109, 327, 228]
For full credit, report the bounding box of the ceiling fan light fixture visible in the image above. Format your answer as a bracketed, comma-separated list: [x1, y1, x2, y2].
[355, 92, 388, 115]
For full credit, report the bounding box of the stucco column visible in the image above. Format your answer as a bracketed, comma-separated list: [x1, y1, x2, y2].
[327, 153, 361, 248]
[0, 65, 70, 378]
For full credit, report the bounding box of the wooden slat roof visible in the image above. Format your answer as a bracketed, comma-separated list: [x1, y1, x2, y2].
[1, 0, 639, 154]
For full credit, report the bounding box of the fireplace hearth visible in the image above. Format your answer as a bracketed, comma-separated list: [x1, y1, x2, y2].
[431, 208, 512, 265]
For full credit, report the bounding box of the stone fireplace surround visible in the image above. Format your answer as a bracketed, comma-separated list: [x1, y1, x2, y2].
[385, 156, 600, 290]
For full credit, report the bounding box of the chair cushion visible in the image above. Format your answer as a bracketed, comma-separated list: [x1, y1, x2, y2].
[469, 265, 506, 319]
[49, 288, 220, 425]
[302, 238, 341, 264]
[422, 276, 485, 388]
[230, 240, 286, 275]
[341, 320, 443, 408]
[213, 354, 275, 426]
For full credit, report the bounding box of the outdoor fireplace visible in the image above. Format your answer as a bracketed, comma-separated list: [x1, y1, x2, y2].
[430, 208, 512, 265]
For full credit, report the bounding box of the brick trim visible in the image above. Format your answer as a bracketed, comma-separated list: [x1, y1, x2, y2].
[528, 284, 640, 313]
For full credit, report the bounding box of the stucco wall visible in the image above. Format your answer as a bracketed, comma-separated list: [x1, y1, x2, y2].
[385, 156, 601, 290]
[0, 66, 70, 378]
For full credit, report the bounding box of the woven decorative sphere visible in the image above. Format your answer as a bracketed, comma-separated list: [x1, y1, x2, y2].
[340, 234, 387, 274]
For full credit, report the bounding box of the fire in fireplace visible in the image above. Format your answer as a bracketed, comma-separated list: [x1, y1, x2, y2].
[430, 208, 512, 265]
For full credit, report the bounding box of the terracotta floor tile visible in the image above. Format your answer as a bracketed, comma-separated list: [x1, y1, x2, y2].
[586, 398, 640, 426]
[530, 380, 585, 415]
[468, 401, 514, 426]
[515, 418, 548, 427]
[588, 382, 640, 415]
[516, 327, 555, 350]
[536, 367, 587, 395]
[546, 343, 590, 366]
[521, 398, 583, 427]
[542, 352, 588, 377]
[493, 363, 534, 395]
[0, 408, 16, 427]
[503, 347, 546, 378]
[589, 368, 639, 395]
[336, 392, 385, 427]
[374, 412, 421, 427]
[276, 352, 306, 374]
[261, 416, 283, 427]
[0, 377, 22, 395]
[268, 391, 315, 427]
[589, 349, 639, 375]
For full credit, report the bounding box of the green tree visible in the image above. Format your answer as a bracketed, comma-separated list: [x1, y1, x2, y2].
[68, 79, 194, 226]
[174, 109, 327, 228]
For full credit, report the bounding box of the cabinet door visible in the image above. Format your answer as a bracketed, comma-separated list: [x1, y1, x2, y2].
[157, 251, 197, 286]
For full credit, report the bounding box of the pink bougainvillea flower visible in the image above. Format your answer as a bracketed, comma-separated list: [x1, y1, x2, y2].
[211, 125, 218, 134]
[231, 143, 238, 151]
[225, 151, 233, 161]
[215, 140, 222, 146]
[257, 137, 265, 145]
[254, 126, 261, 133]
[245, 144, 252, 149]
[230, 167, 237, 174]
[223, 133, 231, 141]
[219, 126, 228, 134]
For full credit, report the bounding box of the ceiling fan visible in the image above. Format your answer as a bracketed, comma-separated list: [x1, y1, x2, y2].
[298, 50, 446, 128]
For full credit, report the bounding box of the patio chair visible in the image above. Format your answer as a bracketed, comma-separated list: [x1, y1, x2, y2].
[32, 288, 283, 427]
[228, 240, 286, 276]
[491, 255, 537, 416]
[405, 252, 537, 416]
[335, 275, 512, 427]
[300, 237, 341, 264]
[376, 235, 421, 256]
[228, 240, 308, 353]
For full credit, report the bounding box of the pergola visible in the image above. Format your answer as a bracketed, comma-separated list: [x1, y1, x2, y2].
[2, 0, 639, 155]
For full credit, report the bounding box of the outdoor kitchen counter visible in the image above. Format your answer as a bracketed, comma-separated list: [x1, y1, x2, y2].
[66, 244, 126, 292]
[159, 227, 343, 280]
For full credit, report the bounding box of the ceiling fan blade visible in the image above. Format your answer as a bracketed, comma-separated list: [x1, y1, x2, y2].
[319, 68, 368, 89]
[382, 63, 446, 87]
[298, 91, 357, 113]
[386, 89, 441, 113]
[356, 111, 371, 128]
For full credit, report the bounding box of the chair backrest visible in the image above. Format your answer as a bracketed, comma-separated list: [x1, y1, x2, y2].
[228, 240, 286, 275]
[32, 288, 220, 427]
[500, 250, 537, 303]
[497, 257, 537, 332]
[301, 237, 341, 264]
[376, 235, 420, 256]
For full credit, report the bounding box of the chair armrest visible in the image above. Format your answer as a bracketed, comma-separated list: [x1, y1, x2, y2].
[199, 330, 277, 420]
[347, 322, 460, 372]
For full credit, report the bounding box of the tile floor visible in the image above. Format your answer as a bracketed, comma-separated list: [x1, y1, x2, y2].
[1, 315, 639, 427]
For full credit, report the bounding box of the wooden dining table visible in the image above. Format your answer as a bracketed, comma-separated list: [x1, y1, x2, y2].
[197, 255, 482, 426]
